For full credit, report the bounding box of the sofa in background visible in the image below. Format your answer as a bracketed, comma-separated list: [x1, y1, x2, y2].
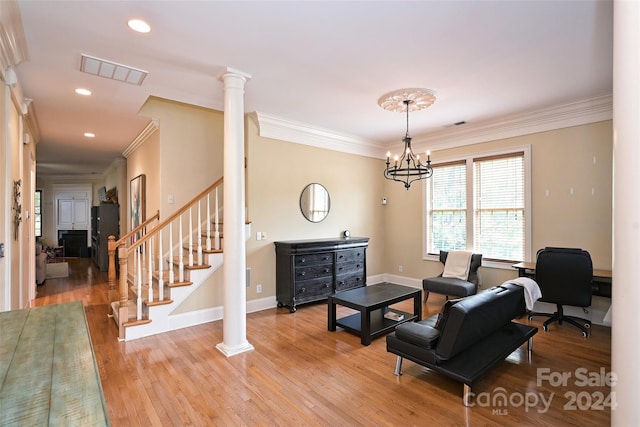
[36, 243, 47, 285]
[386, 283, 538, 406]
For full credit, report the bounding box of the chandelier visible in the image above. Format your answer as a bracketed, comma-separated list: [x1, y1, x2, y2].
[380, 88, 435, 189]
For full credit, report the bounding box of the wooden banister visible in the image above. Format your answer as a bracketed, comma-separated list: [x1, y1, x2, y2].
[125, 178, 223, 253]
[115, 210, 160, 247]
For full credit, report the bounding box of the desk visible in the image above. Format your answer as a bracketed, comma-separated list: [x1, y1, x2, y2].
[512, 262, 612, 297]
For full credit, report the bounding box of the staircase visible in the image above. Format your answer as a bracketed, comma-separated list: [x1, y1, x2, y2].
[108, 178, 228, 341]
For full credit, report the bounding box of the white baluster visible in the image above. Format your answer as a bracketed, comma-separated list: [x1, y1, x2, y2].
[169, 223, 175, 284]
[148, 237, 153, 303]
[188, 207, 194, 266]
[137, 247, 142, 320]
[206, 193, 212, 251]
[214, 187, 220, 250]
[197, 200, 203, 265]
[158, 229, 164, 300]
[179, 215, 184, 283]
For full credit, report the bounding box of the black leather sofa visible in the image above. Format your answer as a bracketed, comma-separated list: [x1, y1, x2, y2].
[386, 283, 538, 406]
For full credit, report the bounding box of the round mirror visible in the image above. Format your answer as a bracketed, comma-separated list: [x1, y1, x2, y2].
[300, 183, 330, 222]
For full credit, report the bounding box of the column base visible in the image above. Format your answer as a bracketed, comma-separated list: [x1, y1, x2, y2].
[216, 341, 255, 357]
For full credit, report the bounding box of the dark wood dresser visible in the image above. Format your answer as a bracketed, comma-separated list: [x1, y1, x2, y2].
[274, 237, 369, 312]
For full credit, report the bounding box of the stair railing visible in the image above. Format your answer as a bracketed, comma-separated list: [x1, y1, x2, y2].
[107, 177, 224, 340]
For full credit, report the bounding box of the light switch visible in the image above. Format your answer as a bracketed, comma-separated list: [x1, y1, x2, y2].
[168, 195, 174, 204]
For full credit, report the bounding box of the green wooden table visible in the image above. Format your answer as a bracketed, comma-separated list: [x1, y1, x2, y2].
[0, 301, 109, 426]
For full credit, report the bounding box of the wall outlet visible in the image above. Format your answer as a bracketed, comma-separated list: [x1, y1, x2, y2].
[256, 231, 262, 241]
[256, 284, 262, 293]
[398, 265, 404, 273]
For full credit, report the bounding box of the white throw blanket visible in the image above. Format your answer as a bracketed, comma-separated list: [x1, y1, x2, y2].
[503, 277, 542, 311]
[442, 251, 473, 280]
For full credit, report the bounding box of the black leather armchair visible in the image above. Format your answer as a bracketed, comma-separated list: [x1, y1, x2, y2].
[422, 251, 482, 302]
[528, 247, 593, 337]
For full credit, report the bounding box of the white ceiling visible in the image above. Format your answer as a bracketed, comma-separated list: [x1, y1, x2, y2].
[13, 1, 613, 177]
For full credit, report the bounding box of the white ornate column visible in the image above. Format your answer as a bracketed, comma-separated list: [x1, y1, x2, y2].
[216, 67, 254, 357]
[612, 0, 640, 424]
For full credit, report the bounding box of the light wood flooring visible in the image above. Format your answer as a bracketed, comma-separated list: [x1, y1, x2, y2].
[33, 258, 611, 426]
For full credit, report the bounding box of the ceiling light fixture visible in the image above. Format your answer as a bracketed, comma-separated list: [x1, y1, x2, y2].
[128, 19, 151, 33]
[380, 88, 435, 190]
[84, 132, 95, 138]
[80, 54, 148, 86]
[75, 88, 92, 96]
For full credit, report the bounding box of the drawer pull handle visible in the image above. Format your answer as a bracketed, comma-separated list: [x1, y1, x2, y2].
[300, 271, 306, 276]
[300, 258, 306, 263]
[324, 268, 330, 273]
[338, 267, 343, 271]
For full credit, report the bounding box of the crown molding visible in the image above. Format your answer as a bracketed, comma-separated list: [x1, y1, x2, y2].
[123, 119, 159, 158]
[409, 94, 613, 155]
[253, 95, 612, 159]
[0, 1, 29, 78]
[252, 112, 385, 159]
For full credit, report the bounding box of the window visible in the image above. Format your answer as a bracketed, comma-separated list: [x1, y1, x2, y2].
[35, 190, 42, 238]
[425, 148, 530, 263]
[426, 161, 467, 251]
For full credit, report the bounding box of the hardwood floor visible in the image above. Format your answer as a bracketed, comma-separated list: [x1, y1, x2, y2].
[33, 258, 612, 426]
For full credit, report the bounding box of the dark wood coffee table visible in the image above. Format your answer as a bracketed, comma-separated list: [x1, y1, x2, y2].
[328, 282, 422, 345]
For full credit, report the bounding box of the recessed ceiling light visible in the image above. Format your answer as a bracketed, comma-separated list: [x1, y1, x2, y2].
[75, 88, 92, 96]
[128, 19, 150, 33]
[84, 132, 95, 138]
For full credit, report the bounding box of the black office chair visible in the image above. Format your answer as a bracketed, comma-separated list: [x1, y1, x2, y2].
[528, 247, 593, 337]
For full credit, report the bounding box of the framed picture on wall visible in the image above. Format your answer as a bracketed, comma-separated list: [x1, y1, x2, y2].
[130, 174, 146, 242]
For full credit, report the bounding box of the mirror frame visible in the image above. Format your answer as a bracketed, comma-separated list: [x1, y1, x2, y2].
[299, 183, 330, 223]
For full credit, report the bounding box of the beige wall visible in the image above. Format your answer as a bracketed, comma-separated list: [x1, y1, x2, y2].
[0, 82, 6, 309]
[245, 118, 386, 300]
[383, 120, 612, 289]
[126, 130, 159, 234]
[138, 96, 224, 220]
[8, 93, 21, 308]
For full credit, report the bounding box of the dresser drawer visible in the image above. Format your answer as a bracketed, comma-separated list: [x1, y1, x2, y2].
[336, 248, 365, 264]
[294, 253, 333, 267]
[295, 278, 333, 302]
[295, 264, 333, 281]
[335, 261, 364, 276]
[335, 274, 365, 292]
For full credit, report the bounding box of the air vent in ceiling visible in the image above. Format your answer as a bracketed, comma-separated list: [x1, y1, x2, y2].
[80, 54, 148, 86]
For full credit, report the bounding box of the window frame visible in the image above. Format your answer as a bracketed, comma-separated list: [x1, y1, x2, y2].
[423, 145, 532, 269]
[35, 189, 43, 238]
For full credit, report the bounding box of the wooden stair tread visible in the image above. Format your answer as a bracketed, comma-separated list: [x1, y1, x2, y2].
[185, 264, 210, 270]
[123, 318, 152, 328]
[145, 299, 173, 307]
[167, 280, 193, 288]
